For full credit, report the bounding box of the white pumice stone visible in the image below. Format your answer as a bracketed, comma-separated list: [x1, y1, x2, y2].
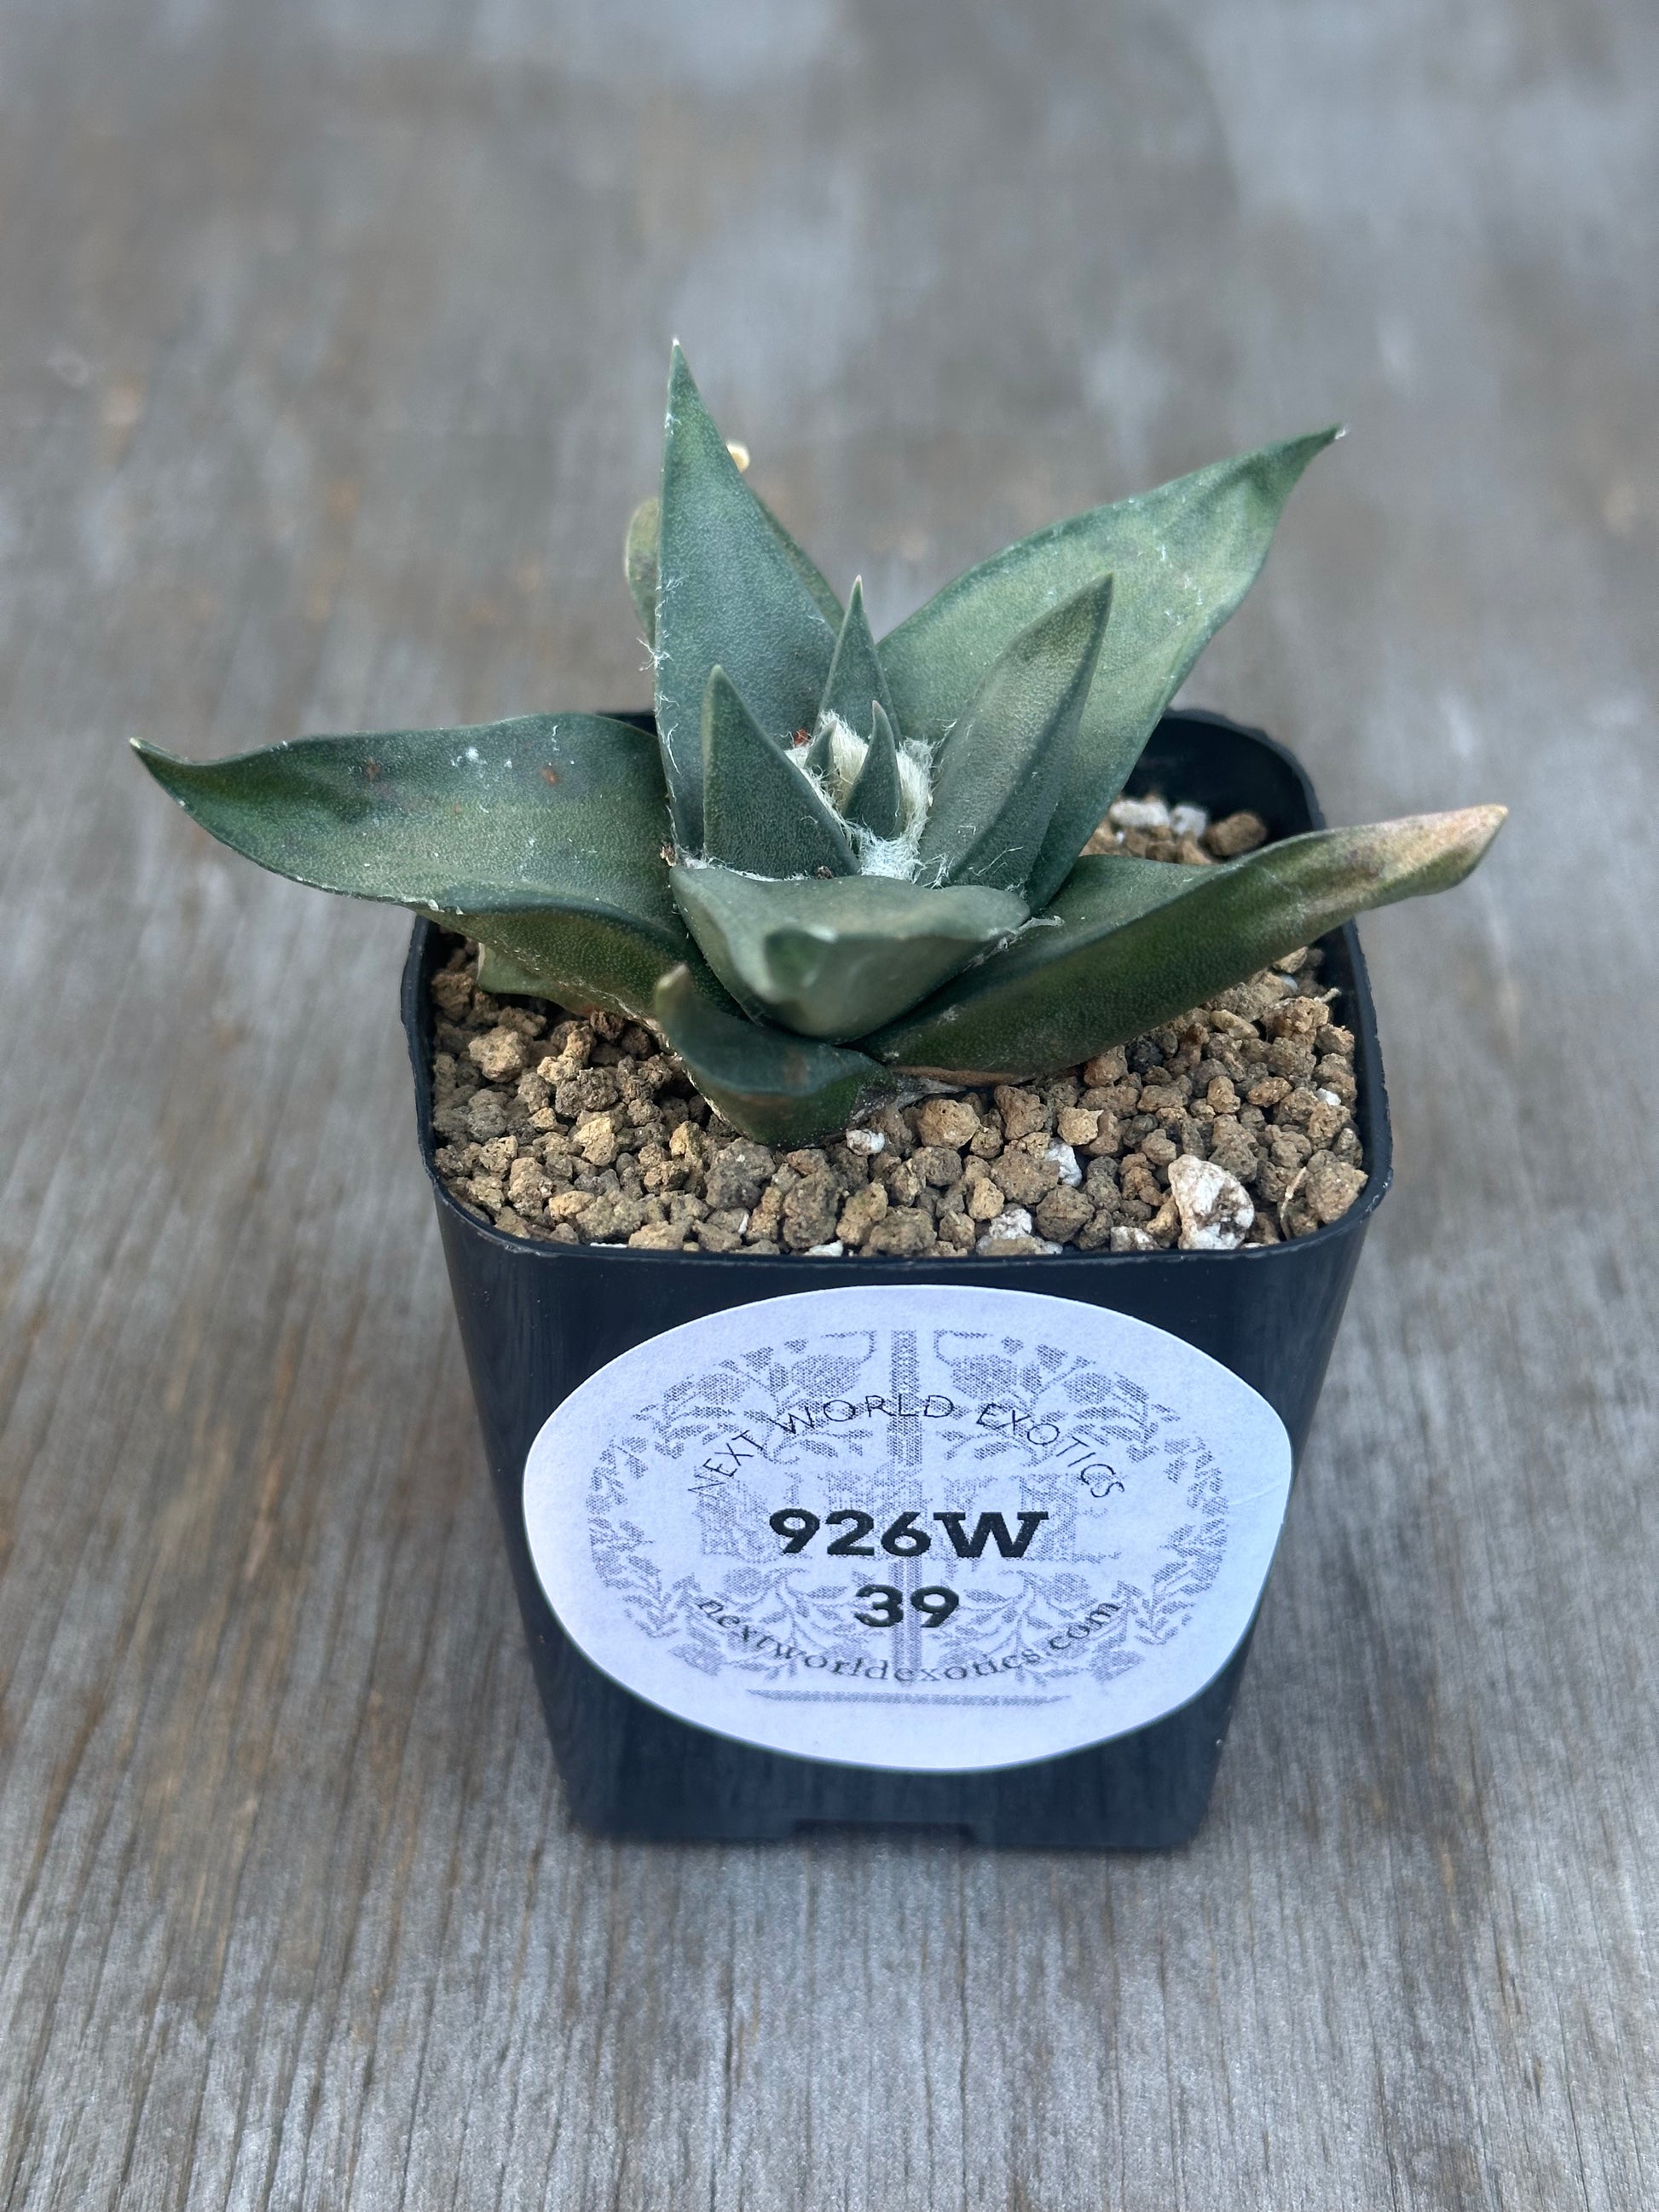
[1168, 1155, 1255, 1252]
[1108, 794, 1171, 832]
[980, 1206, 1033, 1240]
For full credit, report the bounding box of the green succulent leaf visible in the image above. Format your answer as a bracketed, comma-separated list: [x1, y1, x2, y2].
[652, 962, 885, 1147]
[868, 805, 1506, 1078]
[626, 482, 841, 655]
[655, 345, 840, 845]
[701, 668, 858, 878]
[624, 496, 659, 644]
[916, 575, 1113, 895]
[477, 944, 558, 996]
[882, 428, 1340, 910]
[817, 578, 897, 740]
[670, 862, 1026, 1040]
[802, 715, 836, 777]
[766, 509, 846, 636]
[457, 910, 689, 1015]
[133, 713, 690, 1018]
[842, 701, 906, 839]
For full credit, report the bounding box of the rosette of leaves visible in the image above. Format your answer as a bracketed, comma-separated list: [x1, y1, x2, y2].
[136, 345, 1504, 1146]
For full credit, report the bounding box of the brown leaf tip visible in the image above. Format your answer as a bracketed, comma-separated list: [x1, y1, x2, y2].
[1365, 802, 1507, 894]
[1419, 802, 1507, 867]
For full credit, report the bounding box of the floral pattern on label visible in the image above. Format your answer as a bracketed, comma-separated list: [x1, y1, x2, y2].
[523, 1284, 1292, 1772]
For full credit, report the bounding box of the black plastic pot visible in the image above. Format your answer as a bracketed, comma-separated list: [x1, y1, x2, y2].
[404, 708, 1391, 1847]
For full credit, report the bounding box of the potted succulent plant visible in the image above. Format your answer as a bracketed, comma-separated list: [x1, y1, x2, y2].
[136, 346, 1502, 1846]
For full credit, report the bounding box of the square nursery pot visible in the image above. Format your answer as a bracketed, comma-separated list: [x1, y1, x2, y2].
[404, 707, 1391, 1848]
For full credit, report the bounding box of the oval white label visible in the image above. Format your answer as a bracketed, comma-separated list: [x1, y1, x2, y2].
[523, 1283, 1292, 1774]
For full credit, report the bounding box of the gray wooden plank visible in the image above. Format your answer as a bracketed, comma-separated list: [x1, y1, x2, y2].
[1, 0, 1656, 2205]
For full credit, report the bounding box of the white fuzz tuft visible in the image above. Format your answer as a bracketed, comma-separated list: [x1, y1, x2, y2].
[790, 740, 844, 818]
[795, 715, 934, 881]
[897, 739, 931, 825]
[818, 713, 868, 807]
[855, 829, 921, 880]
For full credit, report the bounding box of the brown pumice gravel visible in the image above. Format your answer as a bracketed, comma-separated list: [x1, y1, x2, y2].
[427, 796, 1367, 1257]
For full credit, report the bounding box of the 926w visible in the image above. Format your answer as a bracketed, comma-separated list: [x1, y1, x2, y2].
[767, 1505, 1049, 1632]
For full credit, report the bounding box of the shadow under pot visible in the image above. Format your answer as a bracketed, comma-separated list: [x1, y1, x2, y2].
[405, 708, 1392, 1848]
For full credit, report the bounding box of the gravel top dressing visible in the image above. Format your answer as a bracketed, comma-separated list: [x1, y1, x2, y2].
[429, 798, 1368, 1258]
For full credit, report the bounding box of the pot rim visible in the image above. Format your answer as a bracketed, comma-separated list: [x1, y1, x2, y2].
[402, 707, 1394, 1271]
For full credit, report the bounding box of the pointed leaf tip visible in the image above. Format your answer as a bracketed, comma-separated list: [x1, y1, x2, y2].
[917, 572, 1113, 896]
[870, 800, 1506, 1080]
[1277, 803, 1506, 911]
[701, 667, 856, 878]
[132, 713, 691, 1019]
[656, 345, 841, 845]
[1396, 802, 1507, 878]
[818, 576, 897, 742]
[842, 700, 906, 839]
[884, 427, 1340, 909]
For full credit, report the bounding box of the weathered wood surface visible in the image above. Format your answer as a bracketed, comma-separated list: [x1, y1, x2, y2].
[2, 1, 1655, 2204]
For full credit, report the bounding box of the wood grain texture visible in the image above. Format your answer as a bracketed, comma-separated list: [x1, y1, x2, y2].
[2, 1, 1656, 2204]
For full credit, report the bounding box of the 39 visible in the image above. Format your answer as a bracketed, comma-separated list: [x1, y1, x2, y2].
[850, 1584, 959, 1629]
